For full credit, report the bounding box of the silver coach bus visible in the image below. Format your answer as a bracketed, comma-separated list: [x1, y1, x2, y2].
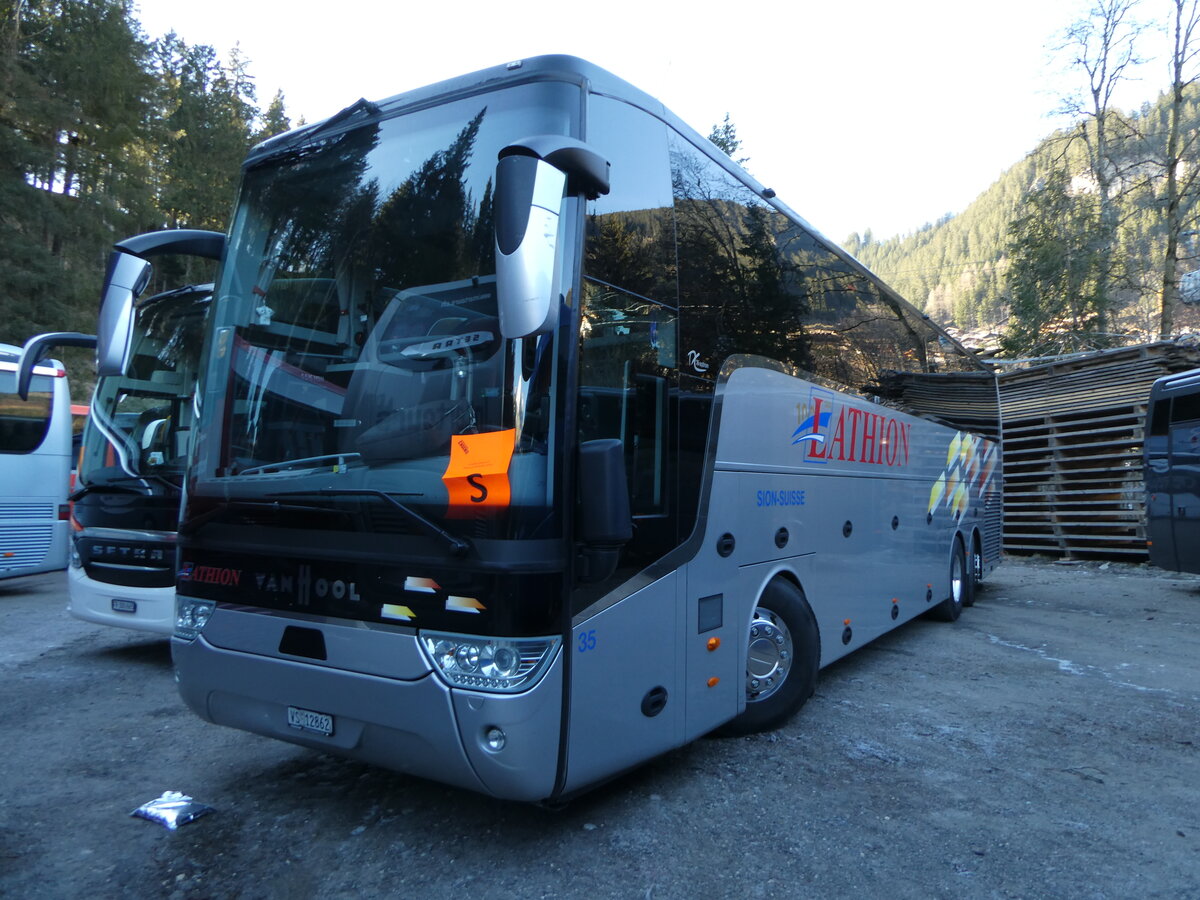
[91, 57, 1001, 801]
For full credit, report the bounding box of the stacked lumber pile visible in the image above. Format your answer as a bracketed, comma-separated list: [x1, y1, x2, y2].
[996, 342, 1200, 559]
[875, 370, 1001, 442]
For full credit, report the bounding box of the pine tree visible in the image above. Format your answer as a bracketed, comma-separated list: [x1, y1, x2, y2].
[256, 89, 291, 143]
[1001, 167, 1114, 356]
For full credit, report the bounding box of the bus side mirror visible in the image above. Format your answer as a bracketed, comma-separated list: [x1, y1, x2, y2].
[98, 228, 224, 377]
[97, 249, 151, 377]
[576, 438, 632, 583]
[20, 229, 226, 395]
[16, 332, 97, 400]
[495, 136, 610, 340]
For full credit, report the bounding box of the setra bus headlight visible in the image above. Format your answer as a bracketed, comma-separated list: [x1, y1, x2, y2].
[420, 630, 560, 693]
[175, 596, 215, 641]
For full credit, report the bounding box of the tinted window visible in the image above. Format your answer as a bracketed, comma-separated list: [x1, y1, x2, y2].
[670, 135, 813, 379]
[584, 98, 677, 310]
[0, 388, 53, 454]
[668, 131, 977, 398]
[1150, 398, 1170, 436]
[1171, 392, 1200, 424]
[580, 96, 684, 574]
[582, 95, 677, 517]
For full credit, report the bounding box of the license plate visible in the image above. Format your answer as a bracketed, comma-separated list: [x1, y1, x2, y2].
[111, 599, 137, 614]
[287, 706, 333, 736]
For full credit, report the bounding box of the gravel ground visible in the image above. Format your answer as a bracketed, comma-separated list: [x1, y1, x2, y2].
[1, 557, 1197, 899]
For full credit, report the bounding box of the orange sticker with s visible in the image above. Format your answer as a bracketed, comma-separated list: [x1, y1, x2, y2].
[442, 429, 516, 516]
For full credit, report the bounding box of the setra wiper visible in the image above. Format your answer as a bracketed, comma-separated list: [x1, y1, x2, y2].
[234, 453, 362, 476]
[274, 489, 471, 558]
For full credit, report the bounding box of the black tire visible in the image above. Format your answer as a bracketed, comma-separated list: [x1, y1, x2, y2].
[963, 534, 980, 608]
[723, 578, 820, 736]
[931, 538, 966, 622]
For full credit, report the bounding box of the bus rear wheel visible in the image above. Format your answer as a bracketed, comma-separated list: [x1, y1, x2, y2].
[931, 539, 966, 622]
[964, 534, 981, 608]
[723, 578, 819, 736]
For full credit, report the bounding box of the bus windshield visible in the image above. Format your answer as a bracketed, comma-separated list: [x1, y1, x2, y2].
[190, 82, 579, 551]
[81, 287, 209, 494]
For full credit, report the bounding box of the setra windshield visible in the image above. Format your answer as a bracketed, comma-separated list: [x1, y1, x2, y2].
[189, 82, 580, 555]
[80, 287, 210, 493]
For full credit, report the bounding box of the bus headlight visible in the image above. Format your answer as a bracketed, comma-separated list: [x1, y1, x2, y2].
[420, 631, 559, 693]
[175, 596, 215, 641]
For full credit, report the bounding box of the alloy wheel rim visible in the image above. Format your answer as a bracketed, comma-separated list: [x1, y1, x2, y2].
[746, 607, 793, 703]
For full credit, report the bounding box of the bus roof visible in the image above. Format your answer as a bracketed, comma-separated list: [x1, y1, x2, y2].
[0, 343, 65, 378]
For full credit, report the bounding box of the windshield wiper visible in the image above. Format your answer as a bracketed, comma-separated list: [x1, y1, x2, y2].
[234, 453, 362, 476]
[178, 497, 355, 534]
[70, 482, 148, 501]
[275, 489, 471, 558]
[70, 473, 180, 501]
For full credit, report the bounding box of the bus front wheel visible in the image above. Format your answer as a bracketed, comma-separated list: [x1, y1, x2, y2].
[724, 578, 819, 736]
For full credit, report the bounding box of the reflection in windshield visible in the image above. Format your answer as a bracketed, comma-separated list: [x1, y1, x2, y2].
[668, 132, 980, 394]
[195, 84, 577, 541]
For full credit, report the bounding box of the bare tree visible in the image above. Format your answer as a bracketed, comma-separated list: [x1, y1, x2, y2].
[1055, 0, 1149, 337]
[1158, 0, 1200, 338]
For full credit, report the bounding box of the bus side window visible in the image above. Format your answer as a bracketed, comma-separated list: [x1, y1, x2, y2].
[0, 390, 53, 454]
[1171, 393, 1200, 425]
[1150, 399, 1170, 437]
[1170, 393, 1200, 464]
[579, 281, 674, 517]
[581, 94, 679, 524]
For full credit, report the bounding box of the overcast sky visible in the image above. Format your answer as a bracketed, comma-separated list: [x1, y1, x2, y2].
[134, 0, 1165, 243]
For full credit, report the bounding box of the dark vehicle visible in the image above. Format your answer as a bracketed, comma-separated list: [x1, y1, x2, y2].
[1146, 368, 1200, 574]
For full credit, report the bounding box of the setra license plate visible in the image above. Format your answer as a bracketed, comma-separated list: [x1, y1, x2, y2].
[111, 598, 137, 614]
[287, 705, 334, 736]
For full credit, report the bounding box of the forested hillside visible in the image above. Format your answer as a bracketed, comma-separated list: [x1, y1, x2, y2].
[849, 45, 1200, 358]
[0, 0, 290, 391]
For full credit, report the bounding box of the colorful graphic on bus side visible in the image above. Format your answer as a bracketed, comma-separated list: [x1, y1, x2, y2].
[927, 431, 999, 518]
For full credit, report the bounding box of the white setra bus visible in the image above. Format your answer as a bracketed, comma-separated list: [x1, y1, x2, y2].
[0, 344, 72, 579]
[88, 57, 1003, 801]
[66, 283, 212, 633]
[18, 229, 223, 630]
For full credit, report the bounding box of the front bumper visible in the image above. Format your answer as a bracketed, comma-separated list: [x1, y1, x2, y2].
[171, 605, 563, 801]
[67, 566, 175, 635]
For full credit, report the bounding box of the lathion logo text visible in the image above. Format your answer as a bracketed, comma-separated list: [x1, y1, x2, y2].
[792, 394, 911, 467]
